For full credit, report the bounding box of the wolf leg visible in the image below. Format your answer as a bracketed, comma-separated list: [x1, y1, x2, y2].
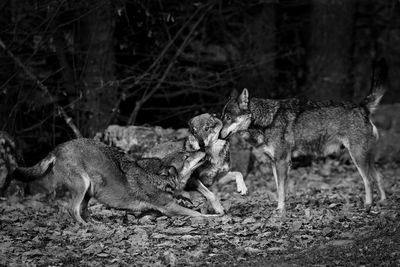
[275, 159, 290, 213]
[363, 149, 387, 203]
[374, 170, 387, 203]
[80, 193, 92, 221]
[218, 171, 248, 195]
[193, 179, 225, 214]
[348, 142, 386, 206]
[271, 163, 279, 192]
[347, 145, 374, 207]
[68, 173, 91, 224]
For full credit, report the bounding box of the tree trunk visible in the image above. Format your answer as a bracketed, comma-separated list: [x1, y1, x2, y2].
[77, 0, 117, 137]
[238, 3, 276, 99]
[306, 0, 355, 101]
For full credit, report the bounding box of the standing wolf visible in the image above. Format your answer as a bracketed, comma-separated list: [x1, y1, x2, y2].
[220, 59, 388, 212]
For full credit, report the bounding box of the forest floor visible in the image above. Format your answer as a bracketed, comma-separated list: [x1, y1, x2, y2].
[1, 159, 400, 266]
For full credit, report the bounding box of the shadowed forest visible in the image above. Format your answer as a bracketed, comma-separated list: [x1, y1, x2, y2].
[1, 0, 400, 266]
[0, 0, 399, 156]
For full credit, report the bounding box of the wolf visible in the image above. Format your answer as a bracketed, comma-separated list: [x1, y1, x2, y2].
[12, 138, 215, 223]
[220, 59, 388, 212]
[145, 113, 247, 214]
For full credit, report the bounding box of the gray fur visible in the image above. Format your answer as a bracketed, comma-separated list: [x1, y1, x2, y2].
[221, 59, 388, 212]
[13, 138, 214, 223]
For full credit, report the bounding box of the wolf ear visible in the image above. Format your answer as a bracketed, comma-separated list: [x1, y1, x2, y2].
[188, 117, 195, 133]
[159, 166, 177, 177]
[238, 88, 249, 110]
[230, 89, 238, 99]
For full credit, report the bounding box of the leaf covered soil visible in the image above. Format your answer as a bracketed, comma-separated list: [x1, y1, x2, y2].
[1, 160, 400, 266]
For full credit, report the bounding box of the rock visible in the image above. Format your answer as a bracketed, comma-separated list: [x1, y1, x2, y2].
[95, 125, 189, 157]
[95, 105, 400, 177]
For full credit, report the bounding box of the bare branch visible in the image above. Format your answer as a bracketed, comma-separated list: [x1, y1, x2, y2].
[0, 39, 82, 138]
[127, 4, 213, 125]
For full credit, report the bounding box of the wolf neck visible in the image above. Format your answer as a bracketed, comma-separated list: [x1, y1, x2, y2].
[206, 139, 227, 161]
[249, 98, 280, 128]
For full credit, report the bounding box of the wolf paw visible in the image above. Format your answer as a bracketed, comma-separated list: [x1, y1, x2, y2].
[236, 181, 248, 195]
[214, 204, 225, 215]
[377, 198, 388, 207]
[364, 203, 372, 213]
[274, 205, 286, 215]
[210, 200, 225, 215]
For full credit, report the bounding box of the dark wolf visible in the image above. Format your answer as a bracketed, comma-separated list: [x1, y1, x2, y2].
[221, 59, 388, 212]
[12, 138, 214, 223]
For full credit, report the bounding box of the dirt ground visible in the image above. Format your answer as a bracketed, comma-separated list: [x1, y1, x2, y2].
[1, 160, 399, 266]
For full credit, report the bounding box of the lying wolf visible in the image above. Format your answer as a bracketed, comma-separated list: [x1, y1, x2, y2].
[12, 138, 215, 223]
[221, 59, 388, 212]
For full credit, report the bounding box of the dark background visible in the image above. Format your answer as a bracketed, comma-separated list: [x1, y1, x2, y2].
[0, 0, 399, 162]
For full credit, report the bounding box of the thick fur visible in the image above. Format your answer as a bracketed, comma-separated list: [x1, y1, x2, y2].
[12, 138, 215, 223]
[143, 133, 200, 159]
[145, 113, 247, 214]
[221, 59, 388, 212]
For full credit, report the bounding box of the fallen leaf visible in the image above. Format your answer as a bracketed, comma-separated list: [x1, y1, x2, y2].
[267, 247, 286, 251]
[304, 208, 311, 218]
[162, 251, 177, 266]
[328, 240, 353, 246]
[23, 249, 42, 256]
[290, 221, 302, 231]
[244, 247, 262, 253]
[164, 226, 195, 235]
[243, 216, 256, 224]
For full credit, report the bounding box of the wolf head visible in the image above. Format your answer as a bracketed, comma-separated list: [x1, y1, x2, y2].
[188, 113, 223, 147]
[134, 157, 180, 194]
[220, 89, 252, 139]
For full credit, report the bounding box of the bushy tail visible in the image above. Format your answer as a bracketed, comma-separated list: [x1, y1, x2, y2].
[13, 153, 56, 182]
[362, 58, 388, 113]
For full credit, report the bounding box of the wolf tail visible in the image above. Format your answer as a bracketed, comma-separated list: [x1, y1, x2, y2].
[13, 153, 56, 182]
[362, 58, 388, 113]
